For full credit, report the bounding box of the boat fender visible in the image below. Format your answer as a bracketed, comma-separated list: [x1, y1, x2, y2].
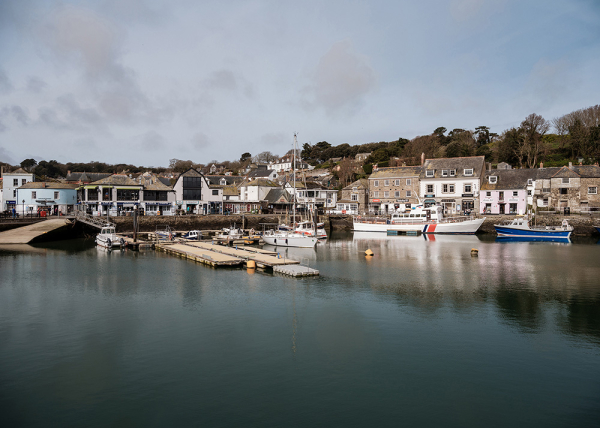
[285, 239, 288, 244]
[120, 238, 125, 246]
[365, 249, 374, 256]
[471, 248, 479, 257]
[107, 238, 111, 247]
[274, 238, 277, 244]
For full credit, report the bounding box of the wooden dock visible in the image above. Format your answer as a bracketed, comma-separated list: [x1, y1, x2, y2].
[155, 242, 243, 267]
[0, 219, 72, 244]
[273, 264, 320, 277]
[185, 241, 299, 268]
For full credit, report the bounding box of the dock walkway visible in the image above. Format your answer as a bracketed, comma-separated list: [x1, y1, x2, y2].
[155, 242, 243, 267]
[0, 219, 71, 244]
[185, 241, 298, 268]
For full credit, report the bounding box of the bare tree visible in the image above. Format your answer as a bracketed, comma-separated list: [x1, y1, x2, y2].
[337, 157, 355, 187]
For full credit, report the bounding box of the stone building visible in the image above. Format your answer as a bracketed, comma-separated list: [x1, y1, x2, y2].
[368, 166, 422, 214]
[534, 164, 600, 212]
[336, 178, 369, 214]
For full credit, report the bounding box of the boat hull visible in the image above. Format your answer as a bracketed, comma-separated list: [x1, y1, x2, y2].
[95, 235, 123, 248]
[353, 217, 485, 234]
[262, 234, 318, 248]
[494, 226, 572, 238]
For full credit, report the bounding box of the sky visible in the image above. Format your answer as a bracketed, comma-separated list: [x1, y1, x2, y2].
[0, 0, 599, 168]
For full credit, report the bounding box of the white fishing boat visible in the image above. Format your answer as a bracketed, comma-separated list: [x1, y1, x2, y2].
[294, 220, 327, 239]
[215, 226, 243, 240]
[96, 224, 124, 249]
[353, 205, 485, 234]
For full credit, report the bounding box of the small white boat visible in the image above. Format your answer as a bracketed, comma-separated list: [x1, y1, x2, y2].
[155, 225, 174, 241]
[182, 230, 202, 240]
[262, 229, 318, 248]
[216, 226, 243, 240]
[294, 220, 327, 239]
[96, 225, 124, 249]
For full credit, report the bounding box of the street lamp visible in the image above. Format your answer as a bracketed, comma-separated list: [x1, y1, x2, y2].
[22, 199, 25, 218]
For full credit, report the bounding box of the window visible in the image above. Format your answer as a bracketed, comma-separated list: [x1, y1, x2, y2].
[589, 187, 597, 194]
[394, 191, 400, 198]
[212, 190, 219, 195]
[528, 190, 532, 196]
[464, 169, 473, 176]
[542, 188, 550, 193]
[449, 184, 454, 193]
[394, 179, 400, 186]
[406, 190, 412, 197]
[560, 188, 568, 195]
[486, 191, 491, 197]
[406, 179, 411, 185]
[373, 180, 379, 187]
[384, 180, 390, 186]
[427, 184, 434, 193]
[528, 179, 533, 185]
[499, 191, 504, 200]
[513, 191, 518, 197]
[21, 179, 26, 185]
[373, 191, 379, 198]
[543, 198, 548, 206]
[13, 179, 18, 186]
[442, 170, 448, 177]
[489, 176, 497, 184]
[426, 170, 434, 177]
[117, 189, 139, 201]
[443, 184, 448, 193]
[464, 184, 472, 193]
[351, 194, 358, 201]
[13, 190, 16, 197]
[54, 191, 59, 199]
[384, 191, 390, 198]
[562, 178, 570, 184]
[450, 170, 456, 177]
[32, 191, 37, 199]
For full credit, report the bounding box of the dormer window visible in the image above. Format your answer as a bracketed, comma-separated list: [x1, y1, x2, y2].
[442, 170, 448, 177]
[426, 170, 434, 177]
[464, 169, 473, 176]
[489, 176, 497, 184]
[220, 178, 227, 185]
[528, 179, 533, 185]
[450, 170, 456, 177]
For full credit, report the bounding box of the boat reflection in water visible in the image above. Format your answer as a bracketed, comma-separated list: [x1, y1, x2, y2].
[495, 236, 571, 244]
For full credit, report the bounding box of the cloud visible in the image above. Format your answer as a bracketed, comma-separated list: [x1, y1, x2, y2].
[0, 146, 16, 164]
[0, 68, 13, 94]
[303, 40, 376, 116]
[0, 105, 30, 130]
[260, 132, 288, 148]
[191, 132, 210, 149]
[139, 130, 166, 151]
[27, 76, 47, 93]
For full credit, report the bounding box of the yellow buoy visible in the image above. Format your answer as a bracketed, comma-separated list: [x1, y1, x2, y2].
[471, 248, 479, 256]
[247, 260, 256, 269]
[365, 249, 374, 256]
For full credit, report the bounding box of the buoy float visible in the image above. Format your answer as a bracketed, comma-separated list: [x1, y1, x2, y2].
[247, 260, 256, 269]
[365, 249, 374, 256]
[471, 248, 479, 256]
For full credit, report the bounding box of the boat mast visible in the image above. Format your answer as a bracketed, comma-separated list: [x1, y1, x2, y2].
[293, 133, 297, 228]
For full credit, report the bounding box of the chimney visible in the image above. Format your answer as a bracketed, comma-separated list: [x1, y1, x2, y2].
[540, 162, 543, 169]
[67, 170, 71, 176]
[486, 162, 492, 171]
[373, 164, 378, 170]
[568, 161, 572, 168]
[402, 162, 406, 167]
[421, 152, 425, 165]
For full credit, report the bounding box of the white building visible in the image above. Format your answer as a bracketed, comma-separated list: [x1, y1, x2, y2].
[2, 168, 35, 213]
[173, 168, 222, 214]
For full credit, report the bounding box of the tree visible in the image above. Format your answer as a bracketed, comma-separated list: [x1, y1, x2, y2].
[240, 152, 252, 162]
[169, 159, 194, 173]
[474, 126, 491, 147]
[520, 113, 550, 168]
[337, 157, 356, 187]
[253, 151, 278, 164]
[20, 158, 37, 172]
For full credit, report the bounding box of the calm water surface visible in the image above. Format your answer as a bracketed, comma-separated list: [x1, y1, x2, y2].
[1, 234, 600, 428]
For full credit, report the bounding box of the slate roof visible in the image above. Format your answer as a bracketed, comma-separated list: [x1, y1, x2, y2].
[18, 182, 78, 189]
[264, 189, 292, 204]
[89, 174, 142, 186]
[481, 169, 537, 190]
[179, 168, 203, 177]
[565, 165, 600, 178]
[9, 168, 30, 174]
[421, 156, 485, 178]
[241, 178, 278, 187]
[343, 178, 369, 190]
[222, 186, 240, 197]
[65, 172, 112, 182]
[138, 175, 173, 191]
[247, 168, 275, 178]
[369, 166, 422, 179]
[205, 175, 245, 187]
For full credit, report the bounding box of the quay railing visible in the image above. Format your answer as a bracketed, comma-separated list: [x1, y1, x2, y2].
[74, 211, 113, 229]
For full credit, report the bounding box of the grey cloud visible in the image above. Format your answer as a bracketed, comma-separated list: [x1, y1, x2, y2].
[0, 68, 13, 94]
[11, 106, 30, 126]
[202, 69, 256, 99]
[0, 118, 6, 132]
[0, 146, 15, 164]
[261, 132, 288, 148]
[140, 131, 166, 151]
[27, 76, 47, 93]
[191, 132, 210, 149]
[304, 40, 376, 116]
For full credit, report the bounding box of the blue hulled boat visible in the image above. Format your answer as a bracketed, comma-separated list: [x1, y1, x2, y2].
[494, 217, 573, 238]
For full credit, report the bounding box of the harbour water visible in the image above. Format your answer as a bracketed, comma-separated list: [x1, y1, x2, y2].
[1, 234, 600, 427]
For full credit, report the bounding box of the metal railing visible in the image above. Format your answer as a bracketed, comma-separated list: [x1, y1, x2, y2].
[74, 210, 114, 229]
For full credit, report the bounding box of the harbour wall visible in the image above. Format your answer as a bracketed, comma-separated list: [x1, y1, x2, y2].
[99, 213, 600, 236]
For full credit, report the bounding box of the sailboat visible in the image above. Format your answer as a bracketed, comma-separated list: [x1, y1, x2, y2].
[262, 133, 318, 248]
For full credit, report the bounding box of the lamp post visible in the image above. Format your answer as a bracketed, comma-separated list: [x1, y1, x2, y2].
[22, 199, 25, 218]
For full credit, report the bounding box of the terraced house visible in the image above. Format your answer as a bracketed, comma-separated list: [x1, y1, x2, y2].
[368, 166, 422, 214]
[534, 163, 600, 212]
[420, 156, 485, 214]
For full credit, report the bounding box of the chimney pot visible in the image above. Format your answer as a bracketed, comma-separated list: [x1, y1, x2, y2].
[540, 162, 543, 169]
[568, 162, 572, 168]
